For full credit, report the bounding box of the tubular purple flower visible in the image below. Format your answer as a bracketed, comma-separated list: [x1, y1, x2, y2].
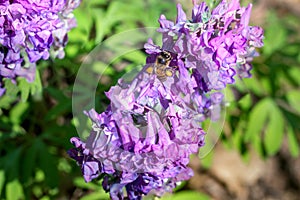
[0, 0, 81, 97]
[68, 0, 264, 199]
[68, 137, 102, 182]
[68, 61, 207, 198]
[155, 0, 264, 92]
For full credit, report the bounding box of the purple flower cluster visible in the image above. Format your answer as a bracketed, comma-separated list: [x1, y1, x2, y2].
[0, 0, 81, 96]
[68, 0, 263, 199]
[155, 0, 264, 92]
[69, 69, 207, 199]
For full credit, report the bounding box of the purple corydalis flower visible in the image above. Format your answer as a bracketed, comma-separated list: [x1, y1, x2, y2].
[68, 137, 102, 182]
[68, 1, 264, 199]
[69, 110, 204, 199]
[153, 0, 264, 91]
[68, 63, 207, 199]
[0, 0, 81, 96]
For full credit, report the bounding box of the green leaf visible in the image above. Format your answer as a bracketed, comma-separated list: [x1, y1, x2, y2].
[18, 78, 30, 102]
[74, 177, 99, 191]
[238, 94, 252, 110]
[88, 0, 108, 5]
[244, 98, 271, 142]
[45, 100, 72, 121]
[283, 44, 300, 56]
[286, 90, 300, 114]
[200, 149, 213, 169]
[105, 1, 143, 27]
[4, 147, 22, 181]
[92, 10, 106, 44]
[17, 69, 42, 101]
[260, 78, 272, 96]
[253, 132, 264, 157]
[199, 109, 224, 159]
[80, 191, 109, 200]
[3, 78, 19, 97]
[70, 8, 93, 44]
[264, 101, 284, 156]
[35, 169, 45, 182]
[242, 77, 265, 96]
[40, 196, 51, 200]
[224, 86, 235, 103]
[245, 98, 285, 156]
[232, 120, 245, 153]
[287, 125, 299, 157]
[0, 95, 14, 109]
[121, 51, 146, 64]
[0, 79, 19, 108]
[161, 191, 210, 200]
[0, 70, 41, 108]
[92, 61, 113, 75]
[36, 140, 58, 188]
[287, 66, 300, 86]
[6, 179, 24, 200]
[263, 11, 287, 57]
[9, 102, 29, 125]
[71, 117, 92, 140]
[21, 141, 39, 183]
[0, 170, 5, 196]
[32, 185, 43, 198]
[45, 87, 68, 102]
[31, 69, 42, 97]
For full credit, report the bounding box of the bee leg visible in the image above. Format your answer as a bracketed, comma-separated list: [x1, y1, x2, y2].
[146, 66, 154, 74]
[165, 69, 173, 77]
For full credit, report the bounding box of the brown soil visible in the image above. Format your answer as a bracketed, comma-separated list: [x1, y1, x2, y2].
[188, 143, 300, 200]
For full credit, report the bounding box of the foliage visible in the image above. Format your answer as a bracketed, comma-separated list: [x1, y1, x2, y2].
[221, 10, 300, 159]
[0, 0, 299, 199]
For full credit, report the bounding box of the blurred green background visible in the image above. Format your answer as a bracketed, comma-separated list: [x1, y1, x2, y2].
[0, 0, 300, 199]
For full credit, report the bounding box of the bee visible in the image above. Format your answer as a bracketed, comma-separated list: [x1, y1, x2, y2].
[146, 51, 174, 81]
